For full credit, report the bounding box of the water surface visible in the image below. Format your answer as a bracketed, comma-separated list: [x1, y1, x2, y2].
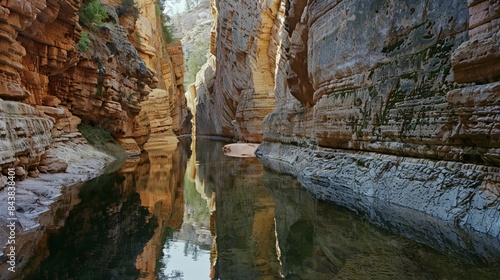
[14, 138, 500, 279]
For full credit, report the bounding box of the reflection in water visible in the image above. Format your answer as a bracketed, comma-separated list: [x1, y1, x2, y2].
[19, 168, 158, 280]
[13, 137, 500, 280]
[17, 137, 190, 280]
[159, 240, 210, 279]
[195, 138, 500, 280]
[158, 143, 213, 279]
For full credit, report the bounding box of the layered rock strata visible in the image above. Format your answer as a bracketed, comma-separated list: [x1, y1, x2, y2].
[133, 0, 191, 141]
[0, 0, 153, 161]
[194, 0, 281, 141]
[199, 0, 500, 236]
[257, 142, 500, 237]
[0, 100, 54, 177]
[0, 0, 189, 177]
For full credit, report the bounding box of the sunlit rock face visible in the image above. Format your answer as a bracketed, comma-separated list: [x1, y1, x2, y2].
[195, 0, 280, 142]
[0, 0, 80, 175]
[0, 0, 156, 157]
[133, 0, 192, 138]
[0, 0, 80, 101]
[0, 0, 190, 158]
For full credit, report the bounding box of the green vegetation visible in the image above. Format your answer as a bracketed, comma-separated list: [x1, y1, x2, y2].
[78, 122, 127, 159]
[157, 0, 178, 43]
[184, 40, 209, 86]
[161, 15, 176, 43]
[77, 31, 91, 53]
[79, 0, 108, 31]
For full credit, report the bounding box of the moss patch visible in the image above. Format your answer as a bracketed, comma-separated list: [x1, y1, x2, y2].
[78, 123, 127, 159]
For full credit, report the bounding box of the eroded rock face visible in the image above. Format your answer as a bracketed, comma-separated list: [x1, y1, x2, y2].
[0, 0, 154, 157]
[48, 8, 156, 153]
[262, 0, 500, 236]
[0, 100, 53, 173]
[200, 0, 500, 236]
[258, 0, 500, 165]
[0, 0, 189, 162]
[133, 0, 192, 139]
[195, 0, 280, 141]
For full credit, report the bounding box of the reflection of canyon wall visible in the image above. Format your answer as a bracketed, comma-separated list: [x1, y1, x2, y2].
[0, 140, 113, 278]
[264, 170, 500, 279]
[13, 171, 156, 280]
[14, 140, 190, 279]
[193, 139, 279, 279]
[199, 0, 500, 237]
[0, 182, 83, 279]
[125, 141, 189, 280]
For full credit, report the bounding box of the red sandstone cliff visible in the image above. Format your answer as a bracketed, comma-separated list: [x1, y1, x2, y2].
[0, 0, 188, 184]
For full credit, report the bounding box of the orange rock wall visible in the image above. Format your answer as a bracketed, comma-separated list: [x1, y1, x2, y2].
[195, 0, 280, 142]
[133, 0, 191, 139]
[0, 0, 189, 169]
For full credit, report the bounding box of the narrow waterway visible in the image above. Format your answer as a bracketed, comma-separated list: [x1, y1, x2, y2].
[14, 138, 500, 279]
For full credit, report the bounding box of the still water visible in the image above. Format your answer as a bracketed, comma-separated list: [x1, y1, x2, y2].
[14, 138, 500, 279]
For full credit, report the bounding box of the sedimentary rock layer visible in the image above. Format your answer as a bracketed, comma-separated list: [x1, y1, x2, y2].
[264, 0, 500, 164]
[0, 100, 53, 168]
[199, 0, 500, 236]
[0, 0, 189, 168]
[194, 0, 281, 141]
[134, 0, 191, 138]
[257, 142, 500, 238]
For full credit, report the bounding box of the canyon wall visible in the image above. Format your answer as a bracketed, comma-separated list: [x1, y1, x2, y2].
[132, 0, 192, 143]
[0, 0, 188, 184]
[194, 0, 281, 142]
[198, 0, 500, 237]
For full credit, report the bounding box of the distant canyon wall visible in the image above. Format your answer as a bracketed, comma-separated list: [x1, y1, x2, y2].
[193, 0, 281, 141]
[1, 0, 188, 182]
[196, 0, 500, 236]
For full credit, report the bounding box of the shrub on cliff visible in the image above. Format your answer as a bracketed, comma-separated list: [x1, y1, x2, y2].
[185, 39, 209, 86]
[79, 0, 108, 31]
[77, 31, 91, 53]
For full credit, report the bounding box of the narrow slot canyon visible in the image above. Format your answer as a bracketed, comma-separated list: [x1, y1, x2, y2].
[0, 0, 499, 279]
